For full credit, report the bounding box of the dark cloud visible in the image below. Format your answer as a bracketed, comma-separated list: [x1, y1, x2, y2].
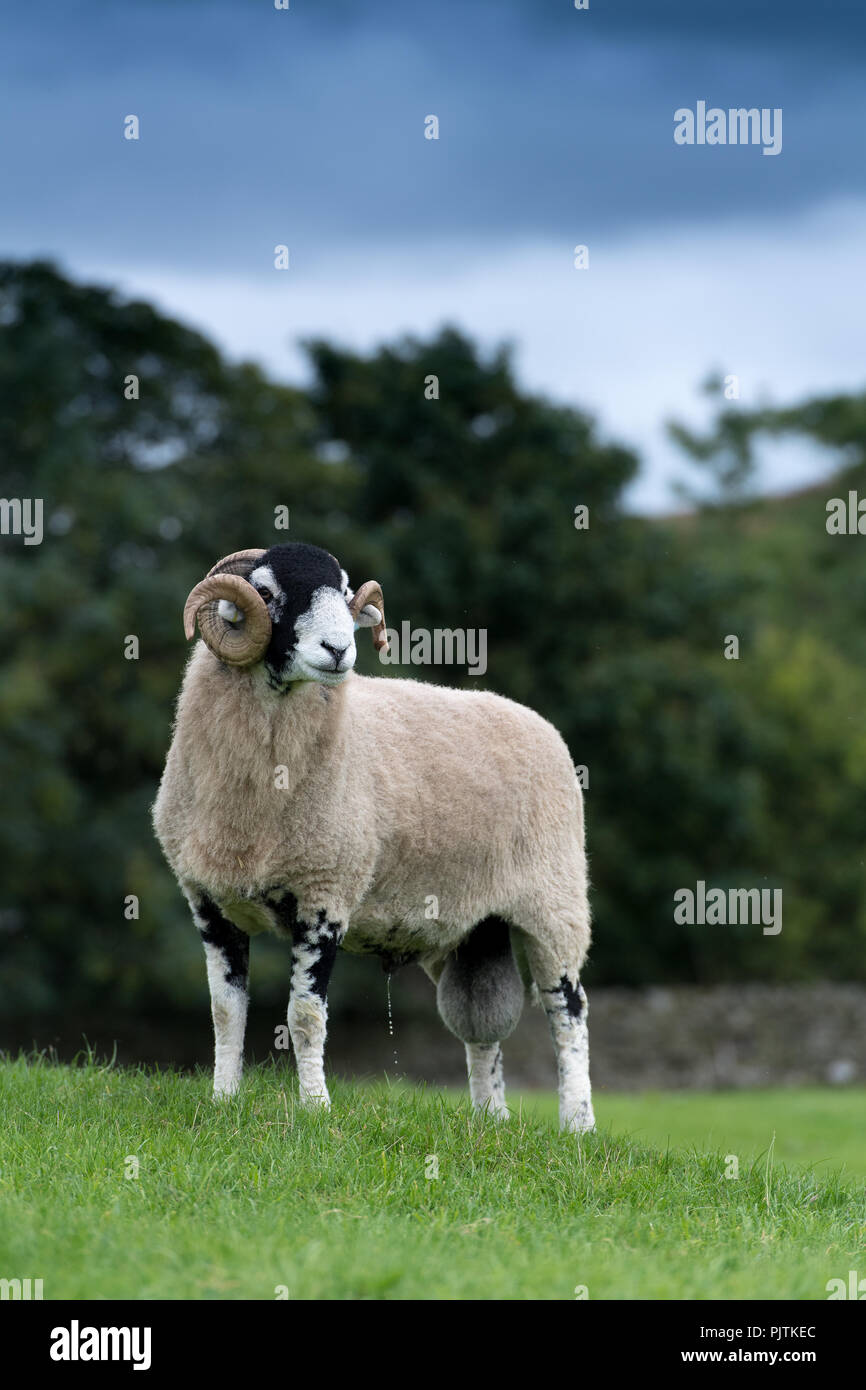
[1, 1, 863, 271]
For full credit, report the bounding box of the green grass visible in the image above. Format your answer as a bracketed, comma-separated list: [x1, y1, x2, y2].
[523, 1087, 866, 1180]
[0, 1056, 863, 1300]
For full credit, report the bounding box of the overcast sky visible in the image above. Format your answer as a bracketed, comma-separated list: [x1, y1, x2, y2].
[3, 1, 864, 510]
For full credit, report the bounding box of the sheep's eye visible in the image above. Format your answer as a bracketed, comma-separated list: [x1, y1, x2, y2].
[256, 586, 273, 603]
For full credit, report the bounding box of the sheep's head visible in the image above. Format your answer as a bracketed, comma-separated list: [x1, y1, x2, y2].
[183, 542, 387, 687]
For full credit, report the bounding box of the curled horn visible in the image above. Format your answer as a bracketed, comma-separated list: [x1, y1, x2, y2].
[349, 580, 388, 654]
[182, 548, 271, 668]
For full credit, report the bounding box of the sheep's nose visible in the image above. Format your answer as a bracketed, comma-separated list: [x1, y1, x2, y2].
[321, 641, 349, 668]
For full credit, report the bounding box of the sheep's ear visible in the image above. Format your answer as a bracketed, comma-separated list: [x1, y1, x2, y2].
[349, 580, 388, 654]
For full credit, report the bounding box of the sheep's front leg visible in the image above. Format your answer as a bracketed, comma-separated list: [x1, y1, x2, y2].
[185, 890, 250, 1099]
[279, 905, 343, 1109]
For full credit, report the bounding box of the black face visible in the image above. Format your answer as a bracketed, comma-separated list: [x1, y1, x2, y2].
[247, 543, 353, 689]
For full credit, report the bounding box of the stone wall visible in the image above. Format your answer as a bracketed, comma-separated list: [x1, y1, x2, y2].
[325, 980, 866, 1092]
[5, 980, 865, 1092]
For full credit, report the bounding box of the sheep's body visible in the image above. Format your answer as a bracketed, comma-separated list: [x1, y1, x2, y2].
[156, 645, 587, 960]
[153, 546, 594, 1132]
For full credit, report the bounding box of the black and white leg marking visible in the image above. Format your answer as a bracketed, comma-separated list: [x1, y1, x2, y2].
[541, 974, 595, 1134]
[185, 890, 250, 1099]
[465, 1042, 509, 1120]
[272, 895, 344, 1109]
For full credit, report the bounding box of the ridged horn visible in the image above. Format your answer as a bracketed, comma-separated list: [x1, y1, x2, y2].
[183, 549, 271, 667]
[349, 579, 388, 654]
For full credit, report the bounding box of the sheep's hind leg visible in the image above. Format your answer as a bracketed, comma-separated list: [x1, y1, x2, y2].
[185, 889, 250, 1099]
[432, 919, 523, 1121]
[523, 938, 594, 1134]
[273, 896, 343, 1110]
[546, 975, 594, 1134]
[423, 958, 509, 1116]
[465, 1042, 508, 1119]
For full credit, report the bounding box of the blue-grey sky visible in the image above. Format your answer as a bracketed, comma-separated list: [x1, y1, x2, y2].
[3, 1, 864, 508]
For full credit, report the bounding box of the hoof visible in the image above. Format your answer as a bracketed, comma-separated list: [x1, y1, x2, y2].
[562, 1103, 595, 1134]
[472, 1100, 510, 1122]
[299, 1088, 331, 1110]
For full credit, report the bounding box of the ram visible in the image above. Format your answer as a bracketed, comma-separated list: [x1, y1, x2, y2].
[152, 543, 594, 1132]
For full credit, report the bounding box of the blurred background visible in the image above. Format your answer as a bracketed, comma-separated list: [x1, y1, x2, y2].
[1, 1, 865, 1092]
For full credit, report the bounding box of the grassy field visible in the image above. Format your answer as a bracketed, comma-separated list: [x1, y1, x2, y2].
[521, 1087, 866, 1180]
[0, 1056, 863, 1300]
